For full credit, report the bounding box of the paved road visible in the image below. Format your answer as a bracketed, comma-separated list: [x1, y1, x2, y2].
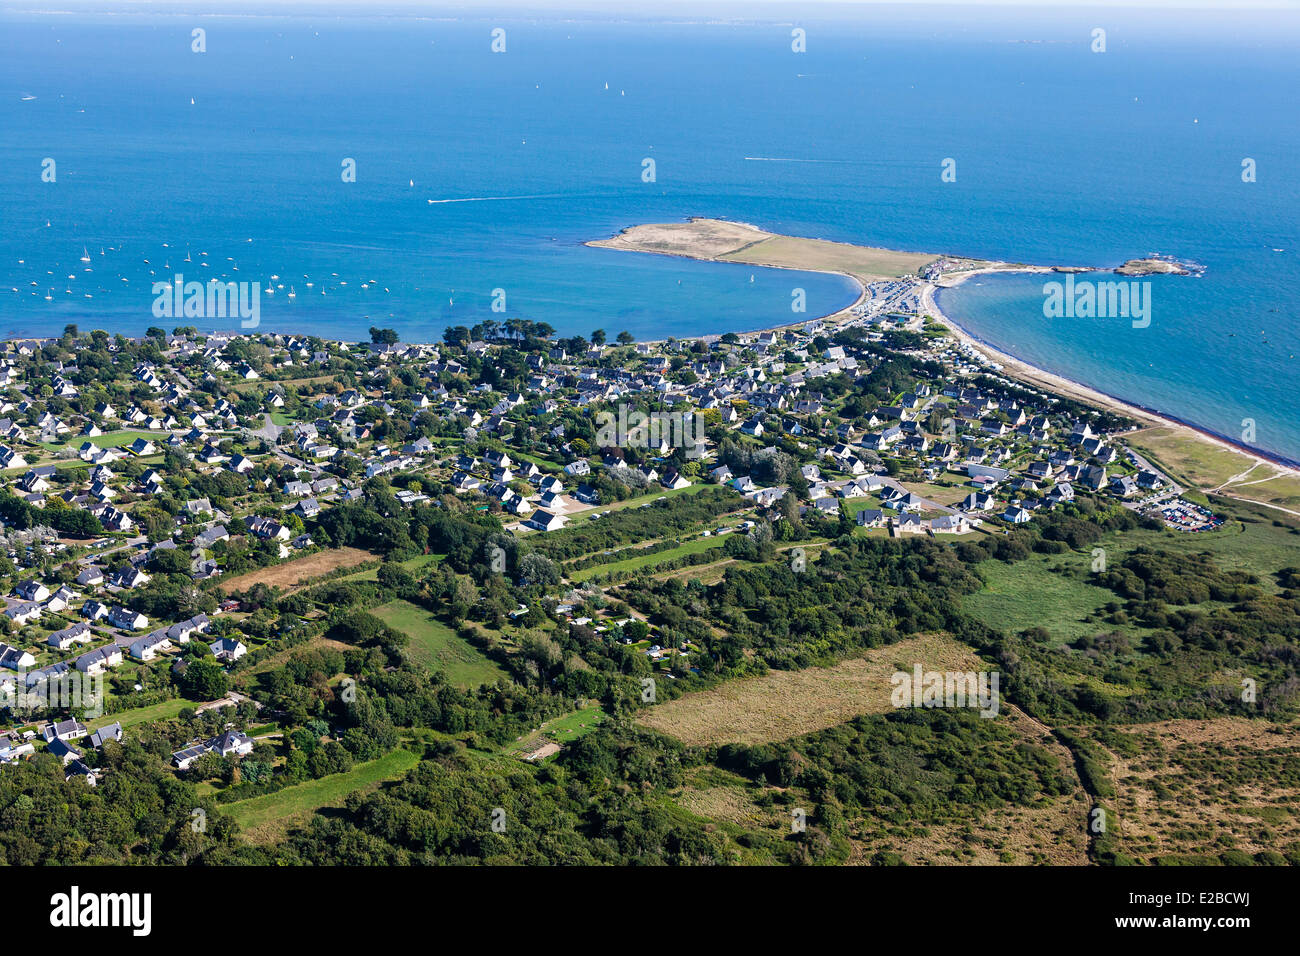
[1120, 448, 1184, 511]
[76, 535, 148, 565]
[250, 413, 284, 443]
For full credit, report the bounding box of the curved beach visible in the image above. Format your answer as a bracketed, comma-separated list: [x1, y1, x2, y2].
[591, 218, 1300, 508]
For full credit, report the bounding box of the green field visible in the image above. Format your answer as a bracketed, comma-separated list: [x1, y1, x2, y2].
[1140, 514, 1300, 584]
[537, 703, 606, 744]
[223, 747, 419, 842]
[507, 703, 606, 759]
[89, 697, 198, 732]
[595, 481, 711, 514]
[337, 551, 445, 583]
[1127, 425, 1252, 488]
[962, 550, 1123, 647]
[372, 599, 509, 687]
[962, 512, 1300, 645]
[568, 535, 725, 582]
[39, 429, 161, 453]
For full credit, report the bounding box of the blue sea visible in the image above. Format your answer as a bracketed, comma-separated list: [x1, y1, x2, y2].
[2, 4, 1298, 459]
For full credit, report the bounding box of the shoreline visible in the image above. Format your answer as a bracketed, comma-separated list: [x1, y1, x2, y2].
[592, 221, 1300, 481]
[586, 219, 1300, 484]
[922, 276, 1300, 479]
[23, 221, 1299, 482]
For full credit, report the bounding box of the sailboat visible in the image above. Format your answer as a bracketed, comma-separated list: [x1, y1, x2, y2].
[44, 289, 53, 300]
[80, 247, 91, 262]
[184, 248, 192, 263]
[288, 287, 296, 299]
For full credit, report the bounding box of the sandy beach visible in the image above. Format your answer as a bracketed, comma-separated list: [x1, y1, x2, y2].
[920, 274, 1300, 483]
[591, 219, 1300, 499]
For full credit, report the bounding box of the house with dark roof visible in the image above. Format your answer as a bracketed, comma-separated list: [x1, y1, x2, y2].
[88, 722, 123, 749]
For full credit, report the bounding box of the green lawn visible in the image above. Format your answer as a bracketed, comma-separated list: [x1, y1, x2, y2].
[338, 552, 445, 583]
[223, 748, 420, 841]
[841, 495, 884, 517]
[372, 599, 509, 687]
[962, 510, 1300, 646]
[39, 429, 160, 453]
[506, 703, 606, 760]
[568, 535, 725, 582]
[962, 551, 1123, 647]
[539, 704, 605, 744]
[89, 697, 197, 731]
[596, 482, 711, 514]
[502, 448, 563, 472]
[897, 479, 972, 507]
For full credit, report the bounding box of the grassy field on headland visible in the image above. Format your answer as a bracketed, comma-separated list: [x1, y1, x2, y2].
[588, 218, 945, 285]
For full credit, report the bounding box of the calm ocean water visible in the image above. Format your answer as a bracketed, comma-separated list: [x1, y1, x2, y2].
[2, 5, 1298, 458]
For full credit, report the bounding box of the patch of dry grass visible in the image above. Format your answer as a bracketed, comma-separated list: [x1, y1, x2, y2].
[218, 547, 374, 595]
[1099, 718, 1300, 861]
[589, 218, 940, 284]
[638, 633, 986, 747]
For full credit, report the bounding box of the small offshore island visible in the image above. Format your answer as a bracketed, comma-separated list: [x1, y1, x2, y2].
[0, 228, 1290, 868]
[588, 218, 1291, 505]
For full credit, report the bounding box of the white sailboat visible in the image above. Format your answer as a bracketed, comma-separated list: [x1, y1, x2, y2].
[80, 247, 91, 262]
